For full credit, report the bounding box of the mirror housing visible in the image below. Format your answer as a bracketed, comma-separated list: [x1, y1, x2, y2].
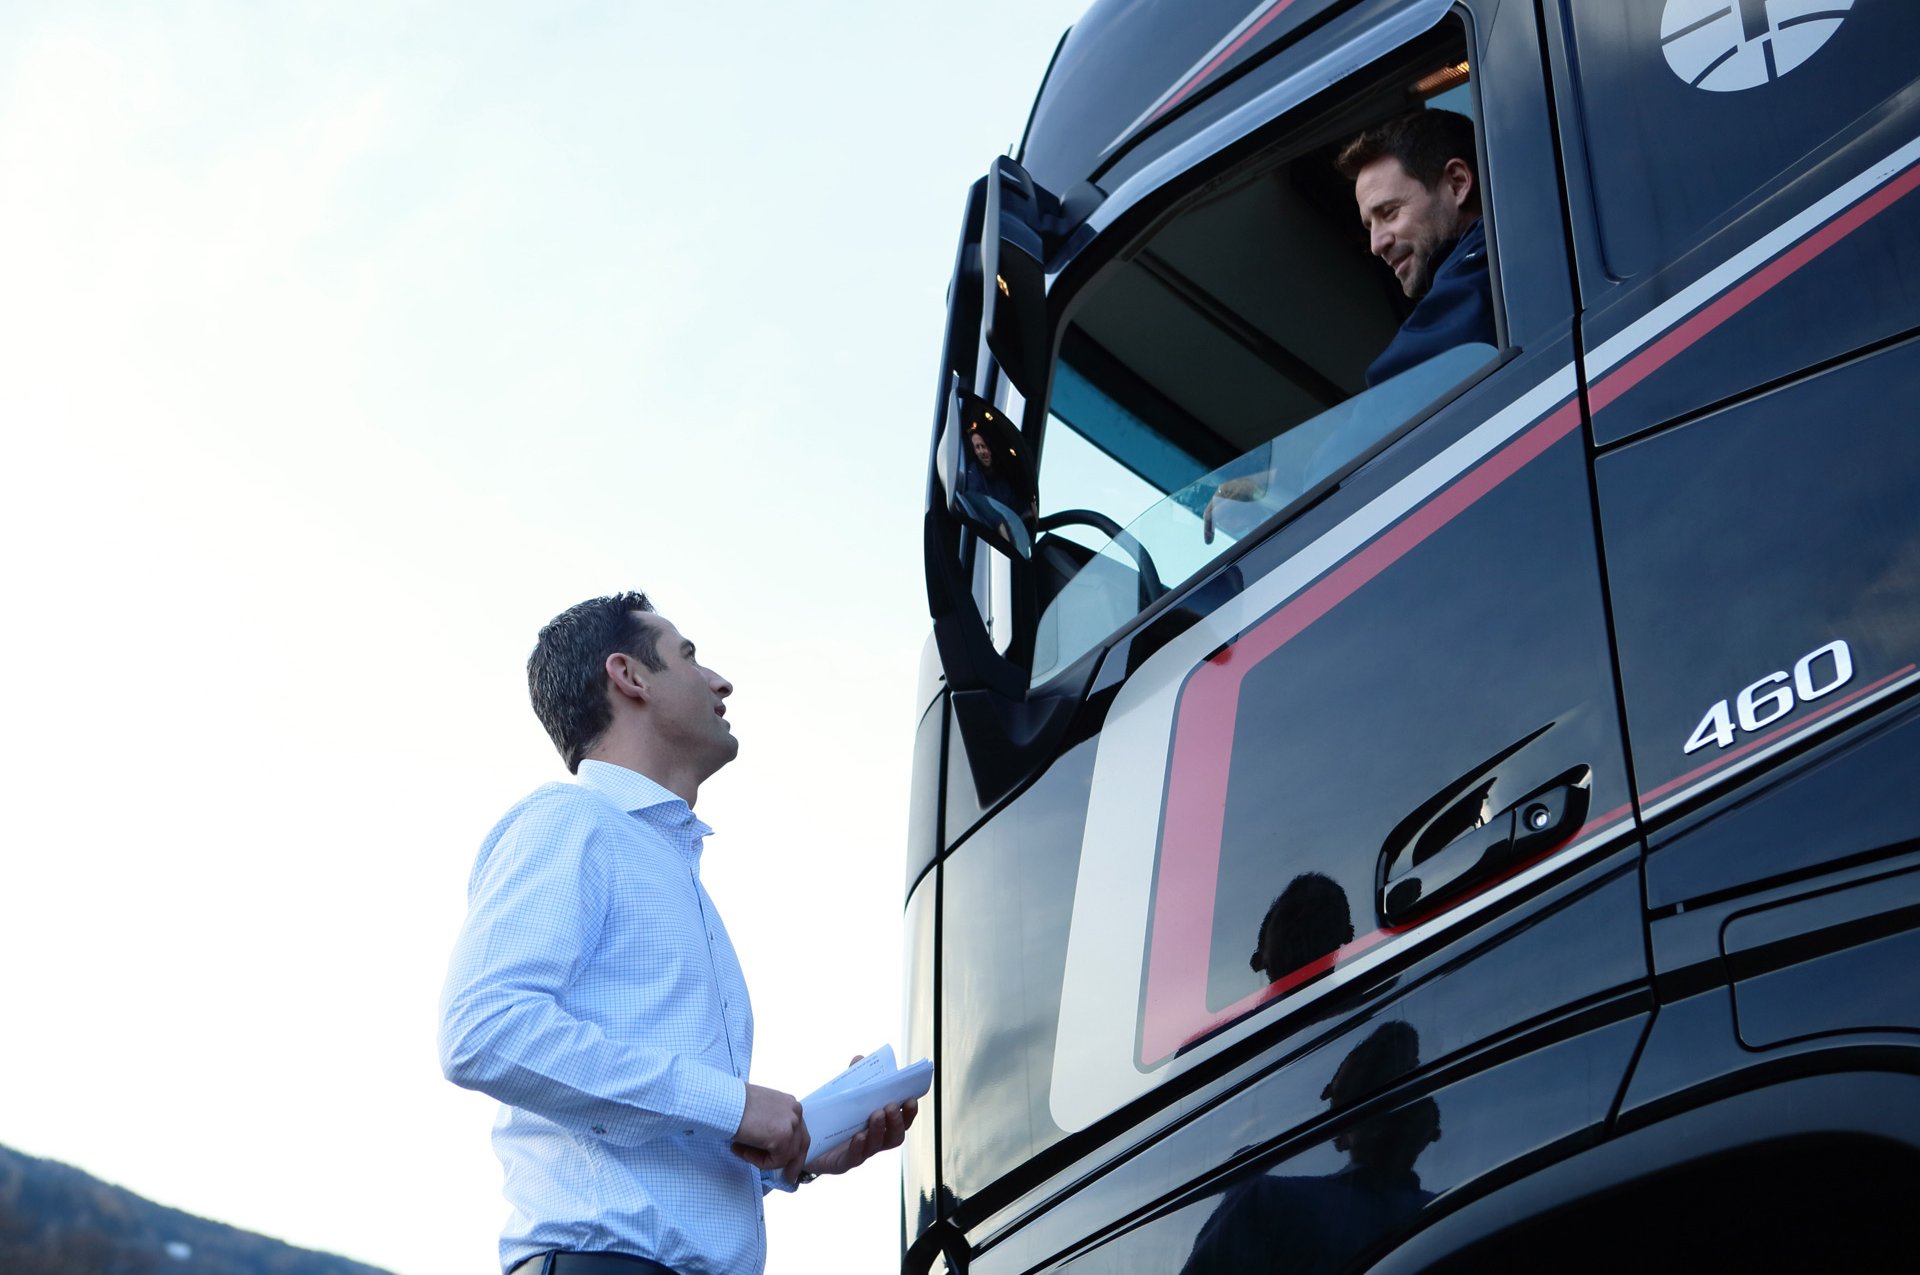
[981, 157, 1053, 400]
[920, 178, 1100, 803]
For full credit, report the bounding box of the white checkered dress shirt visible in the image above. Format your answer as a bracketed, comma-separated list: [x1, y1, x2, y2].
[440, 761, 791, 1275]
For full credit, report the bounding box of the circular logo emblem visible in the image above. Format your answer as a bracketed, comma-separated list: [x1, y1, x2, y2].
[1661, 0, 1853, 92]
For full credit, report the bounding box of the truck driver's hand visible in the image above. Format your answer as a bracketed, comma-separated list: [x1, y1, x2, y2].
[1203, 476, 1262, 544]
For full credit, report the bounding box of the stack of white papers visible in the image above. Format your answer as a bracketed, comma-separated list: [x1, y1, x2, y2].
[800, 1045, 933, 1158]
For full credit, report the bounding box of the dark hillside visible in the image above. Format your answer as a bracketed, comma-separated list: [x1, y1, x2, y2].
[0, 1144, 397, 1275]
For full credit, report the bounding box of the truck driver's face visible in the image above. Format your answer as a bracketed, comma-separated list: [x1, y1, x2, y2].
[1354, 155, 1473, 299]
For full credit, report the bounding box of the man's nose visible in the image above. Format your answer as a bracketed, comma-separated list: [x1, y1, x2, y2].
[710, 670, 733, 698]
[1369, 225, 1392, 258]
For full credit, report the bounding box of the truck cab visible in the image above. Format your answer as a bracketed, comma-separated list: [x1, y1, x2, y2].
[904, 1, 1920, 1269]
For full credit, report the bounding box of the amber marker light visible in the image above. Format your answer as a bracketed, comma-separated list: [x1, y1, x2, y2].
[1414, 60, 1470, 97]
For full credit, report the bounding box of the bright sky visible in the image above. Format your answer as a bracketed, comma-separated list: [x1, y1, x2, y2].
[0, 3, 1088, 1272]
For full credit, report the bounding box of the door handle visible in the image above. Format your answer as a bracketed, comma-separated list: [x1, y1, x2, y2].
[1379, 767, 1590, 926]
[1382, 809, 1516, 923]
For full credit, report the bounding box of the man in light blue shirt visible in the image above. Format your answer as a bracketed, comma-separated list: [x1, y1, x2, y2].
[440, 591, 914, 1275]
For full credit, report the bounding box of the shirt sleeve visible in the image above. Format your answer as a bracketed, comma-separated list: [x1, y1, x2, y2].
[437, 792, 747, 1147]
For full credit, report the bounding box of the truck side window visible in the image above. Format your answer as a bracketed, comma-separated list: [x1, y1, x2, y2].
[1028, 23, 1496, 686]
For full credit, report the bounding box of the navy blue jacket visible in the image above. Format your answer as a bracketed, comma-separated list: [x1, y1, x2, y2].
[1365, 218, 1494, 387]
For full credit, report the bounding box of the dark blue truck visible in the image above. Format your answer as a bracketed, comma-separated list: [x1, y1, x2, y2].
[903, 0, 1920, 1270]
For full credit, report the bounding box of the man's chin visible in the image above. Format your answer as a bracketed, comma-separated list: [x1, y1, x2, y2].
[698, 733, 741, 775]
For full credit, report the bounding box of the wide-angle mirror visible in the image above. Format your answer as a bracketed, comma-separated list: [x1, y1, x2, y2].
[940, 382, 1038, 560]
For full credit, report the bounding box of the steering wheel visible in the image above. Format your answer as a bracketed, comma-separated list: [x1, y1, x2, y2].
[1037, 508, 1167, 606]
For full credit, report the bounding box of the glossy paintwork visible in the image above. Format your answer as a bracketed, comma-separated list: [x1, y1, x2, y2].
[1595, 336, 1920, 815]
[941, 695, 991, 851]
[967, 891, 1648, 1269]
[1007, 1012, 1645, 1274]
[1183, 421, 1627, 1023]
[903, 875, 941, 1242]
[950, 862, 1646, 1263]
[1553, 1, 1920, 448]
[1018, 0, 1380, 195]
[1560, 1, 1912, 283]
[1725, 864, 1920, 1048]
[1372, 1072, 1920, 1273]
[906, 698, 945, 896]
[1643, 695, 1920, 910]
[939, 739, 1094, 1205]
[1628, 836, 1920, 1130]
[1469, 0, 1570, 345]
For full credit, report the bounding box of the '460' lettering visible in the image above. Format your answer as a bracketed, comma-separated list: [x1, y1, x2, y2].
[1684, 639, 1855, 755]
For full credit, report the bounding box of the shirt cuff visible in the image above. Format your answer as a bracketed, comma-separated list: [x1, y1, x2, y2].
[675, 1061, 748, 1142]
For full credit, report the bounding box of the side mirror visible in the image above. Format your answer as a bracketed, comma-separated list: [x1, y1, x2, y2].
[981, 157, 1053, 401]
[936, 378, 1038, 559]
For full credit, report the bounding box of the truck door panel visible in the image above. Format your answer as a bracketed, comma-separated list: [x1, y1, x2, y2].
[1045, 324, 1636, 1120]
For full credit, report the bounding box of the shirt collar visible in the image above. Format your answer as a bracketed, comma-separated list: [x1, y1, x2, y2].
[575, 760, 713, 838]
[1430, 216, 1484, 275]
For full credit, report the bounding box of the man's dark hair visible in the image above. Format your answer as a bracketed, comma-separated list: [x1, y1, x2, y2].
[1336, 108, 1480, 212]
[528, 591, 667, 773]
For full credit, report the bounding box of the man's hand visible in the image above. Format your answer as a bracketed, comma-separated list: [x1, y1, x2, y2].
[802, 1099, 918, 1179]
[1202, 476, 1263, 544]
[732, 1083, 811, 1184]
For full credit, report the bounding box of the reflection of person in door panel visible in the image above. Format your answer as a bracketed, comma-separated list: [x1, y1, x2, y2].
[1249, 871, 1355, 987]
[1179, 1022, 1441, 1274]
[1321, 1022, 1439, 1185]
[1338, 109, 1495, 387]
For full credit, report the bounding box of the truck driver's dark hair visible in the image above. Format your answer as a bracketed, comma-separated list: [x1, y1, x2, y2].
[1336, 108, 1481, 213]
[528, 591, 667, 773]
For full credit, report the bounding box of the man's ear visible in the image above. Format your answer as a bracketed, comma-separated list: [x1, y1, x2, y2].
[1441, 157, 1475, 210]
[605, 651, 649, 704]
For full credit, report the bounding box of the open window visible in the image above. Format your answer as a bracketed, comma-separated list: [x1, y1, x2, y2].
[1023, 16, 1497, 685]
